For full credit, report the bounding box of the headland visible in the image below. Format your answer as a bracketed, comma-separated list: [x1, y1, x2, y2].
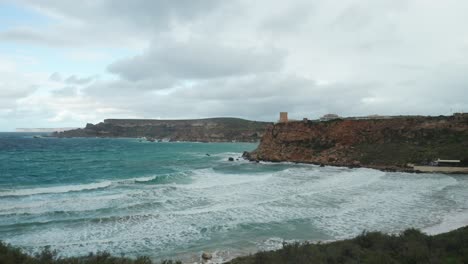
[245, 113, 468, 173]
[52, 117, 271, 142]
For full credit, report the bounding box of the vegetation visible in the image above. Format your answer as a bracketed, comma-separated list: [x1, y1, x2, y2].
[252, 115, 468, 168]
[2, 226, 467, 263]
[356, 129, 468, 166]
[228, 226, 468, 264]
[0, 243, 181, 264]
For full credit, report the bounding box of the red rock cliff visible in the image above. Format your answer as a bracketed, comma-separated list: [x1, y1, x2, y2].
[247, 115, 468, 169]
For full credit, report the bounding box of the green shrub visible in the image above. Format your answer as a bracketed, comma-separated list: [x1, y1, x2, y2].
[2, 226, 468, 264]
[0, 242, 181, 264]
[228, 226, 468, 264]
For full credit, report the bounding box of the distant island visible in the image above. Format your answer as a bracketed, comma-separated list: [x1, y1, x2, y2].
[52, 118, 271, 142]
[245, 113, 468, 173]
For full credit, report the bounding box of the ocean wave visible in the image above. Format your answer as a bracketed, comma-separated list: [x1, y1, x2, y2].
[422, 208, 468, 235]
[0, 213, 161, 230]
[0, 181, 113, 197]
[116, 176, 157, 184]
[0, 173, 191, 198]
[211, 152, 244, 160]
[179, 168, 273, 189]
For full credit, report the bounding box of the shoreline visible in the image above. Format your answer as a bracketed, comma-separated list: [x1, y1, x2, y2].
[422, 208, 468, 236]
[48, 135, 261, 143]
[174, 205, 468, 263]
[242, 153, 468, 175]
[216, 221, 468, 264]
[175, 219, 468, 264]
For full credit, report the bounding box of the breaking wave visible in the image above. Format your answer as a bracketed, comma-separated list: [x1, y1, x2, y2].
[0, 181, 113, 197]
[0, 174, 181, 197]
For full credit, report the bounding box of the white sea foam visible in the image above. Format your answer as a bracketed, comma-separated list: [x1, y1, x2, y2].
[116, 175, 157, 184]
[0, 175, 162, 198]
[2, 159, 467, 261]
[181, 168, 273, 189]
[423, 208, 468, 235]
[0, 181, 113, 197]
[133, 176, 157, 182]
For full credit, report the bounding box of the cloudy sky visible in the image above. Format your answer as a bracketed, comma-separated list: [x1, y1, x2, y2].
[1, 0, 467, 131]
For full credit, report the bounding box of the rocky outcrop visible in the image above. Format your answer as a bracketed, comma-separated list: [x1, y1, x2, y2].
[52, 118, 271, 142]
[201, 252, 213, 260]
[247, 114, 468, 171]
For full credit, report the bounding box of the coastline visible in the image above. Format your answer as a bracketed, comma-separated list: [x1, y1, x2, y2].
[2, 134, 467, 263]
[246, 114, 468, 176]
[422, 208, 468, 235]
[242, 153, 468, 175]
[111, 220, 468, 263]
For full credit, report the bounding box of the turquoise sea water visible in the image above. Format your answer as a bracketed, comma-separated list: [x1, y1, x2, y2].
[1, 133, 468, 262]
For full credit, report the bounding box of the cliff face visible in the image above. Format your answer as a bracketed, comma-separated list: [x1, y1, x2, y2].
[53, 118, 271, 142]
[248, 114, 468, 169]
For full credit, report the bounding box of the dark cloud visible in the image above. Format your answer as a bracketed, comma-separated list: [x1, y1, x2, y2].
[0, 28, 70, 46]
[51, 86, 78, 97]
[0, 84, 37, 110]
[65, 75, 96, 85]
[48, 72, 62, 82]
[2, 0, 221, 47]
[0, 85, 36, 99]
[108, 39, 286, 81]
[80, 73, 374, 121]
[21, 0, 219, 28]
[260, 3, 315, 33]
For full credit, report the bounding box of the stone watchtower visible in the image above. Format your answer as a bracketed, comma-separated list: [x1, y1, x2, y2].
[279, 112, 288, 123]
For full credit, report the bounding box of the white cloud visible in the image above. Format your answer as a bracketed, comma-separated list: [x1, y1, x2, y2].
[1, 0, 468, 130]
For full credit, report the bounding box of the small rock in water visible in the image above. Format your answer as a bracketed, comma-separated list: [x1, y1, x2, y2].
[202, 252, 212, 260]
[228, 157, 234, 161]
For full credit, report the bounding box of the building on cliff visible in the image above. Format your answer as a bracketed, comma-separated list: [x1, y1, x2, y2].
[320, 114, 341, 121]
[279, 112, 288, 123]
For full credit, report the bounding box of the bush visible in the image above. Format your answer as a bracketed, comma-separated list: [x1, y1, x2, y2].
[228, 226, 468, 264]
[2, 226, 468, 264]
[0, 242, 181, 264]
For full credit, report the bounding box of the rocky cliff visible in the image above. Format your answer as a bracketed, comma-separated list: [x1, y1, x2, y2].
[52, 118, 271, 142]
[246, 114, 468, 170]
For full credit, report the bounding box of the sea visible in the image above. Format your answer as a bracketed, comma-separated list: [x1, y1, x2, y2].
[1, 132, 468, 262]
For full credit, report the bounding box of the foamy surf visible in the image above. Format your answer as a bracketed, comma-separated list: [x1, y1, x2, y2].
[423, 209, 468, 235]
[0, 175, 172, 197]
[1, 135, 468, 262]
[116, 175, 158, 184]
[0, 181, 113, 197]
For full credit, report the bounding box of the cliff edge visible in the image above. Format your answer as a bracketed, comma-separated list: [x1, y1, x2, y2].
[52, 118, 271, 142]
[246, 114, 468, 171]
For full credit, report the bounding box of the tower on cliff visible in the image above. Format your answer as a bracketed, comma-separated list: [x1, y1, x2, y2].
[279, 112, 288, 123]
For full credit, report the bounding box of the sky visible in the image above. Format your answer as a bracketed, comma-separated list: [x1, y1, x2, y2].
[0, 0, 467, 131]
